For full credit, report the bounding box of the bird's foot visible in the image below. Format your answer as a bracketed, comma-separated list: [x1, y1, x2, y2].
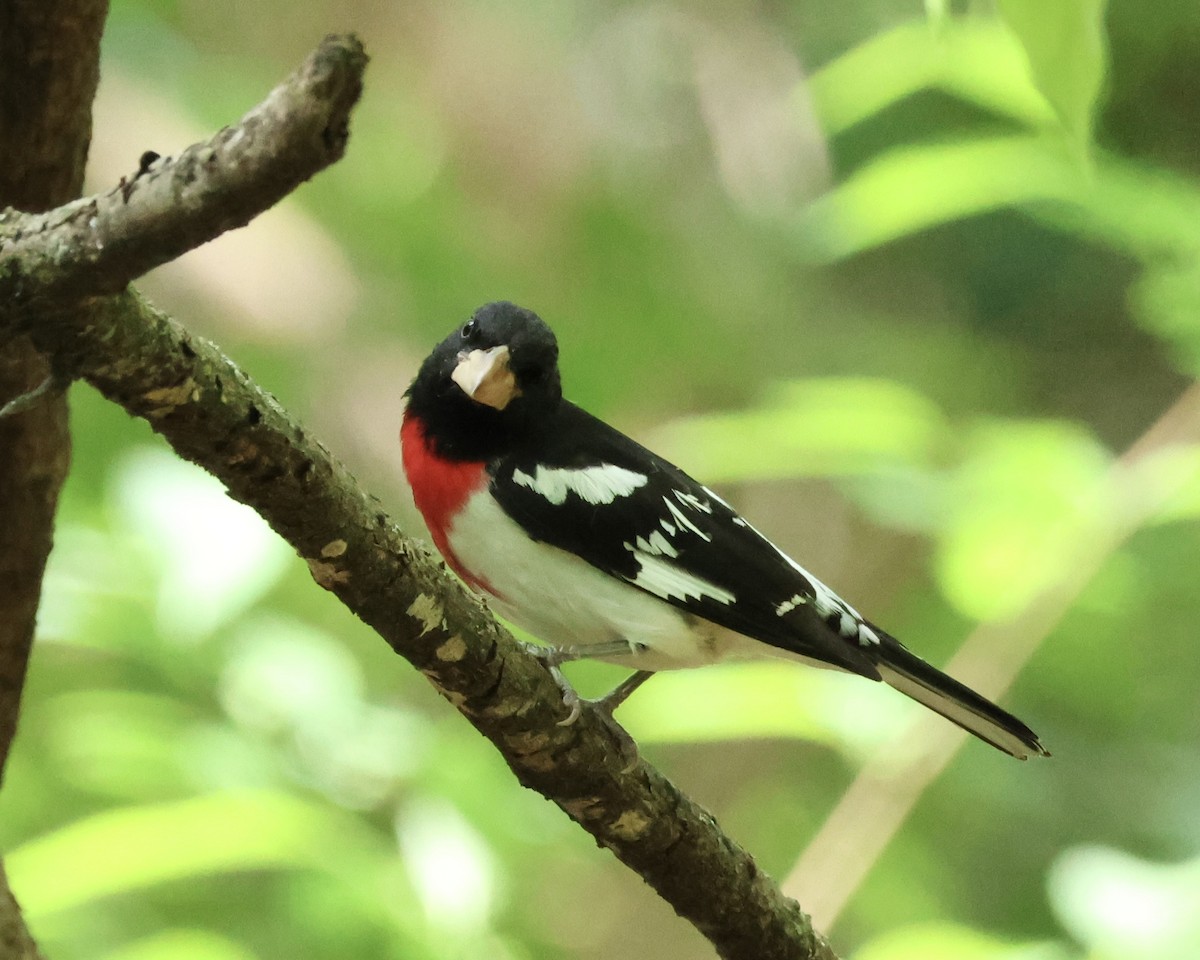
[521, 641, 619, 725]
[541, 656, 586, 726]
[522, 643, 652, 767]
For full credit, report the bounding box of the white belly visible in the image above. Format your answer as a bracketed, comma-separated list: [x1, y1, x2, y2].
[445, 491, 761, 671]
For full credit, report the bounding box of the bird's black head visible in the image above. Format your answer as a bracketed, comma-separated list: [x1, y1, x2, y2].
[405, 302, 563, 461]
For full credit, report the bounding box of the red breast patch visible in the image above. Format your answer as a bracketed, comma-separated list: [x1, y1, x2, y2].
[400, 412, 495, 594]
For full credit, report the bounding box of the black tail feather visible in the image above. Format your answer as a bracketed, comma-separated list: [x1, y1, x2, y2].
[875, 635, 1049, 760]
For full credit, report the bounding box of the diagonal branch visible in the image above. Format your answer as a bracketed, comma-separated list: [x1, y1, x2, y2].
[0, 34, 838, 960]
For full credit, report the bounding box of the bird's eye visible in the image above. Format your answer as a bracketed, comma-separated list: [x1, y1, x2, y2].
[461, 319, 479, 342]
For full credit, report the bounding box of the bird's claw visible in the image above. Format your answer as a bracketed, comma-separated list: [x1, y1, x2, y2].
[520, 642, 584, 725]
[522, 642, 645, 766]
[549, 664, 585, 727]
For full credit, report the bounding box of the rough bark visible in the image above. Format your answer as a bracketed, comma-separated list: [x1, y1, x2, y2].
[0, 0, 106, 776]
[0, 34, 840, 960]
[0, 1, 108, 956]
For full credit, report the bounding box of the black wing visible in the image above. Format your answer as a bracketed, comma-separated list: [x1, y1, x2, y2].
[491, 401, 882, 679]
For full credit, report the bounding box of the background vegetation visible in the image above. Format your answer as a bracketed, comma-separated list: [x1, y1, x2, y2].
[3, 0, 1199, 958]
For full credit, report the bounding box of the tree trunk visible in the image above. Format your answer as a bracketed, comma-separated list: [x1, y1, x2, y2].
[0, 2, 108, 956]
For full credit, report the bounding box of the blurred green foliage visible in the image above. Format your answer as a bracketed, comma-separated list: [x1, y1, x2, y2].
[5, 1, 1200, 959]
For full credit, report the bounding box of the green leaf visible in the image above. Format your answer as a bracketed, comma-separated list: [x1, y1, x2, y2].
[6, 791, 380, 919]
[996, 0, 1109, 157]
[796, 134, 1083, 260]
[809, 18, 1056, 138]
[1028, 152, 1200, 376]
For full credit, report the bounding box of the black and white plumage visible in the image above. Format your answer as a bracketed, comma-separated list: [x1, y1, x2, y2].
[401, 301, 1048, 759]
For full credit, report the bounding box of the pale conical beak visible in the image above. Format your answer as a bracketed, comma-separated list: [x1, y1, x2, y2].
[451, 345, 521, 410]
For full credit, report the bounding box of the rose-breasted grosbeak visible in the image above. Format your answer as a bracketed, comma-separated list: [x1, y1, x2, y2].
[401, 302, 1048, 759]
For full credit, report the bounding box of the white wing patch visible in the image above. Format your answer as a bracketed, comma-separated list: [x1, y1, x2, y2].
[808, 576, 859, 638]
[512, 463, 649, 506]
[701, 485, 733, 509]
[775, 593, 807, 617]
[674, 490, 713, 514]
[632, 530, 679, 558]
[628, 550, 736, 606]
[790, 563, 880, 645]
[624, 504, 730, 603]
[664, 496, 712, 541]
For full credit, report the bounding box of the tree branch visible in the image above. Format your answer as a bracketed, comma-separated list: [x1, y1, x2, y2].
[0, 34, 365, 309]
[0, 34, 839, 960]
